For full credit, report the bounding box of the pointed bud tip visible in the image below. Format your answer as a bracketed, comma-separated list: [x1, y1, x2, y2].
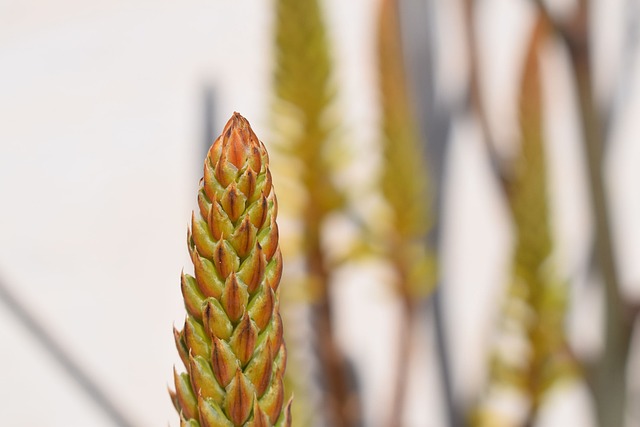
[218, 112, 260, 169]
[231, 111, 248, 127]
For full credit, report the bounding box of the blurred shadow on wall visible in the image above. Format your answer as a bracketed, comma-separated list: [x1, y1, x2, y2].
[0, 275, 142, 427]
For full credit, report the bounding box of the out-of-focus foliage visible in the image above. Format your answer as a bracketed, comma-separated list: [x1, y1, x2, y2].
[377, 0, 436, 300]
[271, 0, 343, 228]
[474, 16, 577, 426]
[269, 0, 356, 426]
[376, 0, 437, 422]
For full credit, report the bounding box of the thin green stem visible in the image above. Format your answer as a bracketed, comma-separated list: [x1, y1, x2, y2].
[528, 1, 635, 425]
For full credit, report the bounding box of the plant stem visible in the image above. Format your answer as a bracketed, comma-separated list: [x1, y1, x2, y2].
[432, 287, 460, 427]
[307, 218, 360, 427]
[378, 0, 437, 423]
[571, 40, 631, 427]
[531, 1, 635, 425]
[398, 1, 459, 425]
[462, 0, 509, 188]
[388, 269, 415, 427]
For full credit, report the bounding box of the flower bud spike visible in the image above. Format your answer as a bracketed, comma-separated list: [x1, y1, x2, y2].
[170, 112, 289, 425]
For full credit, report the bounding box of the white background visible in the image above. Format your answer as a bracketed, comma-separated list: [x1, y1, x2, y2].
[1, 0, 639, 426]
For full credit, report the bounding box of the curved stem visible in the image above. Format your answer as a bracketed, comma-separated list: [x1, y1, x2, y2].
[307, 218, 361, 427]
[462, 0, 510, 191]
[388, 289, 414, 427]
[527, 1, 635, 425]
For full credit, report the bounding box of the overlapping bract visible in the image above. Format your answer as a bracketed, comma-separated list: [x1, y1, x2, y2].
[171, 113, 291, 427]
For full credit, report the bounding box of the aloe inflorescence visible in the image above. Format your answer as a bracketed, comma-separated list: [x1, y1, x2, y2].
[271, 0, 358, 425]
[475, 17, 575, 426]
[377, 0, 436, 422]
[170, 112, 291, 427]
